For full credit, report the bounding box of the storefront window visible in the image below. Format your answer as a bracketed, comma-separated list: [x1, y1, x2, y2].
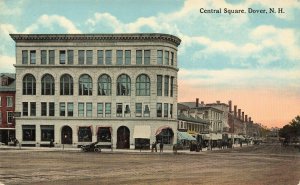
[41, 125, 54, 141]
[97, 127, 111, 142]
[78, 127, 92, 142]
[156, 128, 173, 144]
[22, 125, 36, 141]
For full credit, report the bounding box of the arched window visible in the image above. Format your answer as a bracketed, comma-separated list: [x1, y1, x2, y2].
[41, 74, 55, 95]
[98, 74, 111, 95]
[60, 74, 73, 95]
[136, 74, 150, 96]
[23, 74, 36, 95]
[79, 74, 92, 95]
[117, 74, 131, 96]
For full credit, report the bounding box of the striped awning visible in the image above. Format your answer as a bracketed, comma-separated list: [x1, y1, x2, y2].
[177, 131, 196, 141]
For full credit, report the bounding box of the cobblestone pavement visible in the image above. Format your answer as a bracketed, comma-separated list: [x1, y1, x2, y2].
[0, 144, 299, 185]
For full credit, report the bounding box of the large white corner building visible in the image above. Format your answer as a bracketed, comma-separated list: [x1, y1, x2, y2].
[10, 33, 181, 149]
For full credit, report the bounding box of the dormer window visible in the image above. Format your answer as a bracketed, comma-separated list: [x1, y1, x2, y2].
[1, 77, 8, 86]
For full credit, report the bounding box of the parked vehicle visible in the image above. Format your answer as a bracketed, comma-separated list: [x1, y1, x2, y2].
[81, 142, 101, 152]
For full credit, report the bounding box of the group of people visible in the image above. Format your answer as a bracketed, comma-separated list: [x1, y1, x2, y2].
[151, 141, 164, 153]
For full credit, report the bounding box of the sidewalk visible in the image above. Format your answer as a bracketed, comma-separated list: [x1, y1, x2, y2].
[0, 144, 253, 154]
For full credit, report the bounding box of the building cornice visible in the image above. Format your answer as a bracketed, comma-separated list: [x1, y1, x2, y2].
[10, 33, 181, 47]
[13, 64, 180, 71]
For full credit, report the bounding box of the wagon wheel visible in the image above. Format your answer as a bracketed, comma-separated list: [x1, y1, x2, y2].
[94, 148, 101, 152]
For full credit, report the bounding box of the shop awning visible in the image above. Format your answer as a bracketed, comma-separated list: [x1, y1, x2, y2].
[133, 125, 151, 139]
[211, 133, 222, 140]
[177, 131, 196, 141]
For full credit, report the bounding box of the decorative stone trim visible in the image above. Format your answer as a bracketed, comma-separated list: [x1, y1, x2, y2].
[10, 33, 181, 46]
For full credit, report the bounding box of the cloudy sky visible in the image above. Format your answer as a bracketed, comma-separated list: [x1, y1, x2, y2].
[0, 0, 299, 127]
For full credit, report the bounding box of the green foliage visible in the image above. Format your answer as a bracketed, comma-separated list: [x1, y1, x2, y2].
[279, 115, 300, 142]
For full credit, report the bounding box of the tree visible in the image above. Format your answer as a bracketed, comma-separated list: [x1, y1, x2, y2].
[279, 115, 300, 143]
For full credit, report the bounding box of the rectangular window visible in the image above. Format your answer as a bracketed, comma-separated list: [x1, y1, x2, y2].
[49, 50, 55, 65]
[171, 52, 174, 65]
[86, 50, 93, 64]
[41, 125, 54, 141]
[22, 102, 28, 116]
[144, 104, 150, 117]
[59, 50, 66, 64]
[164, 75, 169, 96]
[170, 104, 173, 118]
[164, 103, 168, 118]
[60, 102, 66, 116]
[78, 102, 84, 117]
[116, 103, 123, 117]
[78, 50, 85, 64]
[170, 76, 174, 97]
[105, 50, 112, 64]
[157, 103, 162, 117]
[22, 125, 36, 141]
[67, 50, 74, 64]
[144, 50, 150, 65]
[30, 102, 36, 116]
[157, 50, 163, 65]
[105, 103, 111, 117]
[6, 97, 13, 107]
[67, 103, 73, 117]
[125, 50, 131, 65]
[124, 104, 130, 116]
[30, 50, 36, 64]
[136, 50, 142, 64]
[22, 50, 28, 64]
[41, 102, 47, 116]
[135, 103, 142, 117]
[116, 50, 123, 65]
[157, 75, 163, 96]
[41, 50, 47, 64]
[86, 102, 92, 117]
[49, 102, 55, 116]
[97, 50, 103, 65]
[164, 51, 169, 65]
[7, 112, 13, 124]
[97, 103, 103, 117]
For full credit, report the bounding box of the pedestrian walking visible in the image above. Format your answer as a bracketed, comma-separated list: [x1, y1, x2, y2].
[159, 142, 164, 153]
[151, 141, 157, 152]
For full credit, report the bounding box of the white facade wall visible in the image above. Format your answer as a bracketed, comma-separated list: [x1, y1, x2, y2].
[12, 34, 181, 148]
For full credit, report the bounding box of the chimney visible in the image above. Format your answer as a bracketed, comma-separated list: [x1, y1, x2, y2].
[234, 105, 237, 117]
[196, 98, 199, 107]
[201, 101, 204, 105]
[228, 100, 232, 113]
[216, 100, 220, 104]
[238, 109, 241, 120]
[242, 112, 244, 122]
[245, 115, 248, 122]
[249, 117, 252, 122]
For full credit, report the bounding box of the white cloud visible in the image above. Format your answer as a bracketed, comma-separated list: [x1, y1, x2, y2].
[24, 15, 81, 34]
[179, 68, 300, 88]
[250, 25, 300, 61]
[0, 24, 17, 35]
[0, 55, 15, 73]
[0, 0, 23, 16]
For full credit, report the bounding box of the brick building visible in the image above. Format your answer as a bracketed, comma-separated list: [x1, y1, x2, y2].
[0, 73, 16, 144]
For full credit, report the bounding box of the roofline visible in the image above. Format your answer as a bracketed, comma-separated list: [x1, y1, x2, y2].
[9, 33, 181, 47]
[191, 106, 224, 113]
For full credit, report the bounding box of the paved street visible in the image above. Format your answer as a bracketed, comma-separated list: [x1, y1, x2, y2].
[0, 144, 299, 185]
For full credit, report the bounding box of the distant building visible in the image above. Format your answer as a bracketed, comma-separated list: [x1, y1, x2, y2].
[177, 103, 209, 135]
[0, 73, 16, 144]
[10, 33, 181, 148]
